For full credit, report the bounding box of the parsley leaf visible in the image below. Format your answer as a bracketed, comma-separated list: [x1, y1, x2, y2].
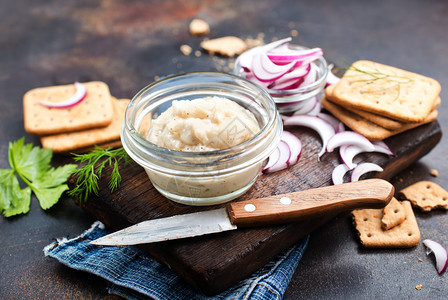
[0, 138, 77, 217]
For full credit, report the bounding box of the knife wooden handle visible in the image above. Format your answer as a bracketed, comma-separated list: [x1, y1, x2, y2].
[227, 178, 394, 227]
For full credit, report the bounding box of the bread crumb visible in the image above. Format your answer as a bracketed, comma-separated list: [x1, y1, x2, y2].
[180, 44, 192, 56]
[189, 19, 210, 36]
[415, 284, 422, 290]
[430, 169, 439, 177]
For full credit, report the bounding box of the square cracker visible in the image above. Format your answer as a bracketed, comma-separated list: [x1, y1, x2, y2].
[398, 181, 448, 212]
[327, 85, 441, 130]
[352, 200, 420, 248]
[331, 60, 441, 123]
[24, 81, 114, 135]
[381, 197, 406, 230]
[326, 84, 404, 130]
[322, 97, 438, 141]
[40, 98, 129, 153]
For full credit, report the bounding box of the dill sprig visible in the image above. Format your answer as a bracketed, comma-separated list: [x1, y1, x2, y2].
[68, 146, 132, 202]
[338, 61, 414, 101]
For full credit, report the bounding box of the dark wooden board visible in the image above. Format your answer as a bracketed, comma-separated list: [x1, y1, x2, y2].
[70, 120, 441, 295]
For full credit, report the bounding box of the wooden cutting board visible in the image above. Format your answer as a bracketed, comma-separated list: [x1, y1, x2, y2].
[69, 120, 441, 295]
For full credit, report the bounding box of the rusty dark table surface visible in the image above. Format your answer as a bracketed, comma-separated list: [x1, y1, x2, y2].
[1, 0, 447, 299]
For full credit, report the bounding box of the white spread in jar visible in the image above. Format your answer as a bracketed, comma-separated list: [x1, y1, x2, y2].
[147, 96, 260, 151]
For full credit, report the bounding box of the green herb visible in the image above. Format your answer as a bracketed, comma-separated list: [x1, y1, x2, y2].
[0, 138, 77, 217]
[339, 61, 414, 101]
[68, 146, 132, 202]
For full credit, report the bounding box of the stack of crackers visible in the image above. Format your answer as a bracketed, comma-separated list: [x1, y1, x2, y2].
[323, 60, 441, 141]
[23, 81, 130, 153]
[353, 181, 448, 248]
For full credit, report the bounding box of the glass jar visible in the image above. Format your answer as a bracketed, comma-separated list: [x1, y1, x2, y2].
[121, 72, 282, 206]
[233, 44, 328, 114]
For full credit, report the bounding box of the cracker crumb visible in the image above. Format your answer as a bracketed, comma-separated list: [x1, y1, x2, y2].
[418, 258, 423, 262]
[200, 36, 247, 57]
[194, 50, 202, 57]
[189, 19, 210, 36]
[180, 44, 192, 56]
[430, 169, 439, 177]
[290, 29, 299, 37]
[245, 37, 264, 49]
[415, 284, 422, 290]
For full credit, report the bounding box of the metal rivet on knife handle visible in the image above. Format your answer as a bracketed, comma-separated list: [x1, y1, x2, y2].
[280, 197, 291, 205]
[227, 179, 394, 227]
[244, 204, 256, 212]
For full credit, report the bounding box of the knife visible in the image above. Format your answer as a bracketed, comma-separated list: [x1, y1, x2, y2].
[91, 178, 394, 246]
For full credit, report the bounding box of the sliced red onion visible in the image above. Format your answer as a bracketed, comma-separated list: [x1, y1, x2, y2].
[238, 37, 292, 70]
[332, 164, 350, 185]
[339, 144, 362, 169]
[269, 65, 310, 90]
[291, 97, 319, 116]
[262, 140, 291, 174]
[284, 115, 336, 158]
[423, 239, 448, 274]
[269, 77, 304, 90]
[326, 131, 375, 153]
[350, 162, 383, 182]
[267, 48, 323, 65]
[297, 62, 318, 88]
[325, 63, 341, 86]
[274, 64, 310, 82]
[252, 52, 297, 82]
[306, 99, 322, 116]
[262, 146, 280, 172]
[372, 140, 395, 157]
[336, 122, 345, 133]
[281, 131, 302, 165]
[38, 82, 87, 108]
[340, 141, 395, 170]
[317, 112, 341, 131]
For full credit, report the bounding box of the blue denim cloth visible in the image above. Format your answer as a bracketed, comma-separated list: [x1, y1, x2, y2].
[44, 221, 309, 300]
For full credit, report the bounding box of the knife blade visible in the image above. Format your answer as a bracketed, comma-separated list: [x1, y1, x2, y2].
[91, 178, 394, 246]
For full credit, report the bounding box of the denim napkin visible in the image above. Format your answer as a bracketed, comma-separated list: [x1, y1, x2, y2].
[44, 221, 309, 300]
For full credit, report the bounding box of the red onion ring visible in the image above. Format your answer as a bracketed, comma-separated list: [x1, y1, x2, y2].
[332, 164, 350, 185]
[281, 131, 302, 165]
[284, 115, 336, 158]
[38, 82, 87, 108]
[423, 239, 448, 274]
[326, 131, 375, 153]
[350, 162, 383, 182]
[262, 140, 291, 174]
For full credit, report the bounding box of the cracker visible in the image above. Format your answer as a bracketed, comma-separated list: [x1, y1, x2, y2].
[200, 36, 247, 57]
[326, 85, 402, 130]
[331, 60, 441, 123]
[381, 197, 406, 230]
[67, 139, 123, 154]
[24, 81, 114, 135]
[322, 97, 438, 141]
[189, 19, 210, 36]
[40, 98, 129, 153]
[398, 181, 448, 212]
[352, 201, 420, 248]
[327, 85, 441, 130]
